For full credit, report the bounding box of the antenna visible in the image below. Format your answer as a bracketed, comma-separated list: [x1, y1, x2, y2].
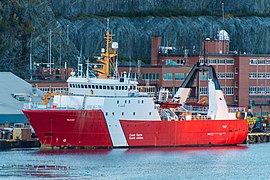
[128, 56, 132, 78]
[137, 60, 141, 81]
[106, 18, 110, 32]
[29, 33, 32, 80]
[49, 29, 52, 75]
[222, 2, 225, 24]
[59, 30, 62, 70]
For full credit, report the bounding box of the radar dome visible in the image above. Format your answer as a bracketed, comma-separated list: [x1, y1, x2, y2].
[218, 30, 229, 41]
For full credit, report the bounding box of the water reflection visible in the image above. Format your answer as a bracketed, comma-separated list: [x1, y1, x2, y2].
[35, 148, 112, 155]
[124, 145, 248, 154]
[1, 164, 69, 179]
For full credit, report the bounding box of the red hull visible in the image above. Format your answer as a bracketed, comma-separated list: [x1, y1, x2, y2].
[23, 110, 113, 147]
[23, 110, 248, 148]
[120, 120, 248, 146]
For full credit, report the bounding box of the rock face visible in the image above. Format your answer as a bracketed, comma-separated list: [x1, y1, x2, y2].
[49, 0, 270, 60]
[1, 0, 270, 77]
[0, 0, 78, 77]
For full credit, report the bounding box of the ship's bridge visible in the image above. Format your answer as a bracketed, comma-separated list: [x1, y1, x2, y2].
[67, 76, 139, 97]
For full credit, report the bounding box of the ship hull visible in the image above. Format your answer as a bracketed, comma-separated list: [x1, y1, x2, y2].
[23, 110, 248, 148]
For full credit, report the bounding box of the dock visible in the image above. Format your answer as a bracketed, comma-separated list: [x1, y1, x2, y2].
[0, 139, 40, 149]
[246, 132, 270, 144]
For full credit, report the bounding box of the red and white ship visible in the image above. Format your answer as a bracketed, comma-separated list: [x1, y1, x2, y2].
[22, 30, 248, 149]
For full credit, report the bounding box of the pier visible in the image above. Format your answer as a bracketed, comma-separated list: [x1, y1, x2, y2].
[246, 132, 270, 144]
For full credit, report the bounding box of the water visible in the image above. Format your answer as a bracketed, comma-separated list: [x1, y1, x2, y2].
[0, 144, 269, 180]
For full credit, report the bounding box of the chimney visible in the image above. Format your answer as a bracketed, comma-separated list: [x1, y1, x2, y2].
[151, 35, 161, 65]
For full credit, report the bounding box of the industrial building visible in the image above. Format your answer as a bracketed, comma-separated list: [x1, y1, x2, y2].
[0, 72, 43, 124]
[119, 30, 270, 116]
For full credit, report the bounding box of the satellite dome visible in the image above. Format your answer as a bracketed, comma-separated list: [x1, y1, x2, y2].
[218, 30, 229, 41]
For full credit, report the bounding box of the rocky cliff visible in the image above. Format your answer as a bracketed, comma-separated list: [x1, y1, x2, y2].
[1, 0, 270, 77]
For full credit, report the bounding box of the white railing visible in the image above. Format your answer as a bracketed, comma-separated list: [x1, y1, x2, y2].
[23, 103, 85, 110]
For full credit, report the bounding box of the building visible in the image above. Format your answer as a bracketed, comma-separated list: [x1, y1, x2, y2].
[0, 72, 43, 124]
[119, 30, 270, 116]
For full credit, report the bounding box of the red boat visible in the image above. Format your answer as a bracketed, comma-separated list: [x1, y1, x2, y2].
[22, 30, 248, 149]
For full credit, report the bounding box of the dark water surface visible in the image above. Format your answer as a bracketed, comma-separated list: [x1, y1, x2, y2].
[0, 144, 269, 179]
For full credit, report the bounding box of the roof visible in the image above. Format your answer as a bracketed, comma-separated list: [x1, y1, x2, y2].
[0, 72, 43, 115]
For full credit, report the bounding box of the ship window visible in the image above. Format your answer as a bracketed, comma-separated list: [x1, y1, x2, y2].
[122, 112, 124, 116]
[116, 86, 118, 90]
[72, 84, 75, 88]
[106, 112, 108, 116]
[138, 100, 140, 103]
[142, 100, 144, 104]
[133, 112, 136, 116]
[125, 86, 127, 90]
[149, 112, 151, 115]
[117, 100, 119, 104]
[95, 85, 98, 89]
[112, 112, 114, 116]
[129, 100, 131, 104]
[84, 85, 87, 88]
[111, 86, 114, 90]
[88, 85, 91, 88]
[125, 100, 127, 103]
[122, 86, 124, 90]
[69, 84, 72, 88]
[103, 86, 106, 89]
[99, 85, 102, 89]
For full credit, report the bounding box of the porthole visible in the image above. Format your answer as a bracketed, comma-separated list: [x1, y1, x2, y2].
[149, 112, 151, 115]
[112, 112, 115, 116]
[122, 112, 124, 116]
[133, 112, 136, 116]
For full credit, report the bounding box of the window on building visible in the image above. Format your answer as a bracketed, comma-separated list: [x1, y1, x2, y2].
[235, 81, 238, 88]
[250, 59, 257, 65]
[222, 87, 234, 95]
[226, 73, 234, 79]
[249, 73, 257, 79]
[226, 59, 234, 64]
[218, 73, 226, 79]
[199, 87, 208, 95]
[218, 59, 226, 64]
[199, 73, 208, 80]
[235, 67, 238, 74]
[258, 73, 265, 78]
[163, 73, 173, 80]
[249, 87, 257, 94]
[258, 87, 265, 94]
[175, 73, 185, 80]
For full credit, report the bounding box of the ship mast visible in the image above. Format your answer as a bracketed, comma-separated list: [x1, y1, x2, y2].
[93, 19, 118, 79]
